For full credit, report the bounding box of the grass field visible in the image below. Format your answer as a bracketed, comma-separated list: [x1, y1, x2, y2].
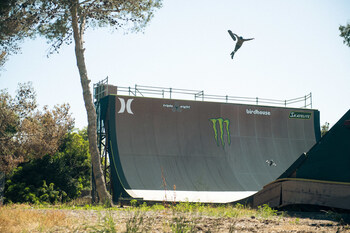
[1, 201, 349, 232]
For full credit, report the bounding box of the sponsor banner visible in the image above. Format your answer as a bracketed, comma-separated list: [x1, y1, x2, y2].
[163, 103, 191, 112]
[118, 98, 134, 114]
[289, 111, 312, 119]
[209, 117, 231, 148]
[246, 109, 271, 116]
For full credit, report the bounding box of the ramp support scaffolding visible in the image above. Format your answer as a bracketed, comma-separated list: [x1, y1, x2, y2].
[93, 77, 110, 202]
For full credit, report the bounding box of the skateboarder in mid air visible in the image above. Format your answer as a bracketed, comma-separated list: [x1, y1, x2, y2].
[228, 30, 254, 59]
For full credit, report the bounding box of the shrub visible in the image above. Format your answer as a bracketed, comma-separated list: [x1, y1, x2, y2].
[257, 204, 278, 218]
[4, 131, 90, 204]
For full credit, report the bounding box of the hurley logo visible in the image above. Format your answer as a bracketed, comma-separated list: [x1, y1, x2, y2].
[118, 98, 134, 114]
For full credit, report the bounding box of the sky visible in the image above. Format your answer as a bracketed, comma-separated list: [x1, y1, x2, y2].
[1, 0, 349, 129]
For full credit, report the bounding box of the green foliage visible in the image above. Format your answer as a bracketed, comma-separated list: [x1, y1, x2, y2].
[77, 127, 88, 141]
[172, 201, 205, 215]
[168, 202, 256, 218]
[170, 216, 196, 233]
[339, 23, 350, 47]
[0, 83, 36, 173]
[321, 122, 330, 137]
[257, 204, 278, 218]
[130, 199, 138, 207]
[1, 0, 163, 55]
[1, 0, 163, 205]
[0, 0, 39, 69]
[98, 213, 117, 233]
[104, 214, 117, 233]
[124, 210, 155, 233]
[0, 83, 74, 173]
[125, 211, 145, 233]
[85, 211, 117, 233]
[4, 130, 90, 204]
[5, 179, 66, 204]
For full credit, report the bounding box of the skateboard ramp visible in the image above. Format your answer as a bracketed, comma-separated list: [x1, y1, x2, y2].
[253, 110, 350, 209]
[100, 95, 320, 203]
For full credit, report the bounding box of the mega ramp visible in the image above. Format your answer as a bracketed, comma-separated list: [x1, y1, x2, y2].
[101, 95, 320, 203]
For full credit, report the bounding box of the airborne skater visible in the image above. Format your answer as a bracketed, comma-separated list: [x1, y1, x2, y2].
[228, 30, 254, 59]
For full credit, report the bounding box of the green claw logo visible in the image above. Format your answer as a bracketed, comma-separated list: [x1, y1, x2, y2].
[209, 118, 231, 148]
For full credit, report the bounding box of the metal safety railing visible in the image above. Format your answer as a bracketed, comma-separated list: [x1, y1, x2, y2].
[114, 84, 312, 109]
[93, 77, 109, 104]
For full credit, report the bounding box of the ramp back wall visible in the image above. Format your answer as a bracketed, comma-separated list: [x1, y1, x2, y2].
[101, 95, 320, 203]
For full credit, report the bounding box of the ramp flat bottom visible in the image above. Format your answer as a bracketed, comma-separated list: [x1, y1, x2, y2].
[126, 189, 257, 203]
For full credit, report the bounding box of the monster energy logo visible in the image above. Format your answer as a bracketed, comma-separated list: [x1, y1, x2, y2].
[209, 118, 231, 148]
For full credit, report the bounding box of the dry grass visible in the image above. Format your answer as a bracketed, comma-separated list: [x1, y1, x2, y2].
[0, 205, 71, 233]
[0, 203, 347, 233]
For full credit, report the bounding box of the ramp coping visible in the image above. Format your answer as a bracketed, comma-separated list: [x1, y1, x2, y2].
[94, 80, 313, 109]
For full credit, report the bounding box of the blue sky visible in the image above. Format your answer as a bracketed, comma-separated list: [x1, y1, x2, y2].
[1, 0, 349, 129]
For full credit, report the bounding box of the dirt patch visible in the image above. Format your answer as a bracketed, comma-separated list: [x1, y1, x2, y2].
[69, 208, 350, 232]
[1, 207, 350, 232]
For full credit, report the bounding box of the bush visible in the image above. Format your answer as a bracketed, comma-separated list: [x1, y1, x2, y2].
[258, 204, 278, 218]
[4, 130, 90, 204]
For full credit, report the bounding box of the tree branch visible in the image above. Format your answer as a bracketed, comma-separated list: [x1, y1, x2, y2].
[79, 0, 98, 6]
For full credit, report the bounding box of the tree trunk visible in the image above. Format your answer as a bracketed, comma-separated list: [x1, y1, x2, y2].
[70, 4, 111, 204]
[0, 172, 4, 205]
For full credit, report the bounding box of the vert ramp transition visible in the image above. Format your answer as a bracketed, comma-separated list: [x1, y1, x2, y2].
[100, 95, 320, 203]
